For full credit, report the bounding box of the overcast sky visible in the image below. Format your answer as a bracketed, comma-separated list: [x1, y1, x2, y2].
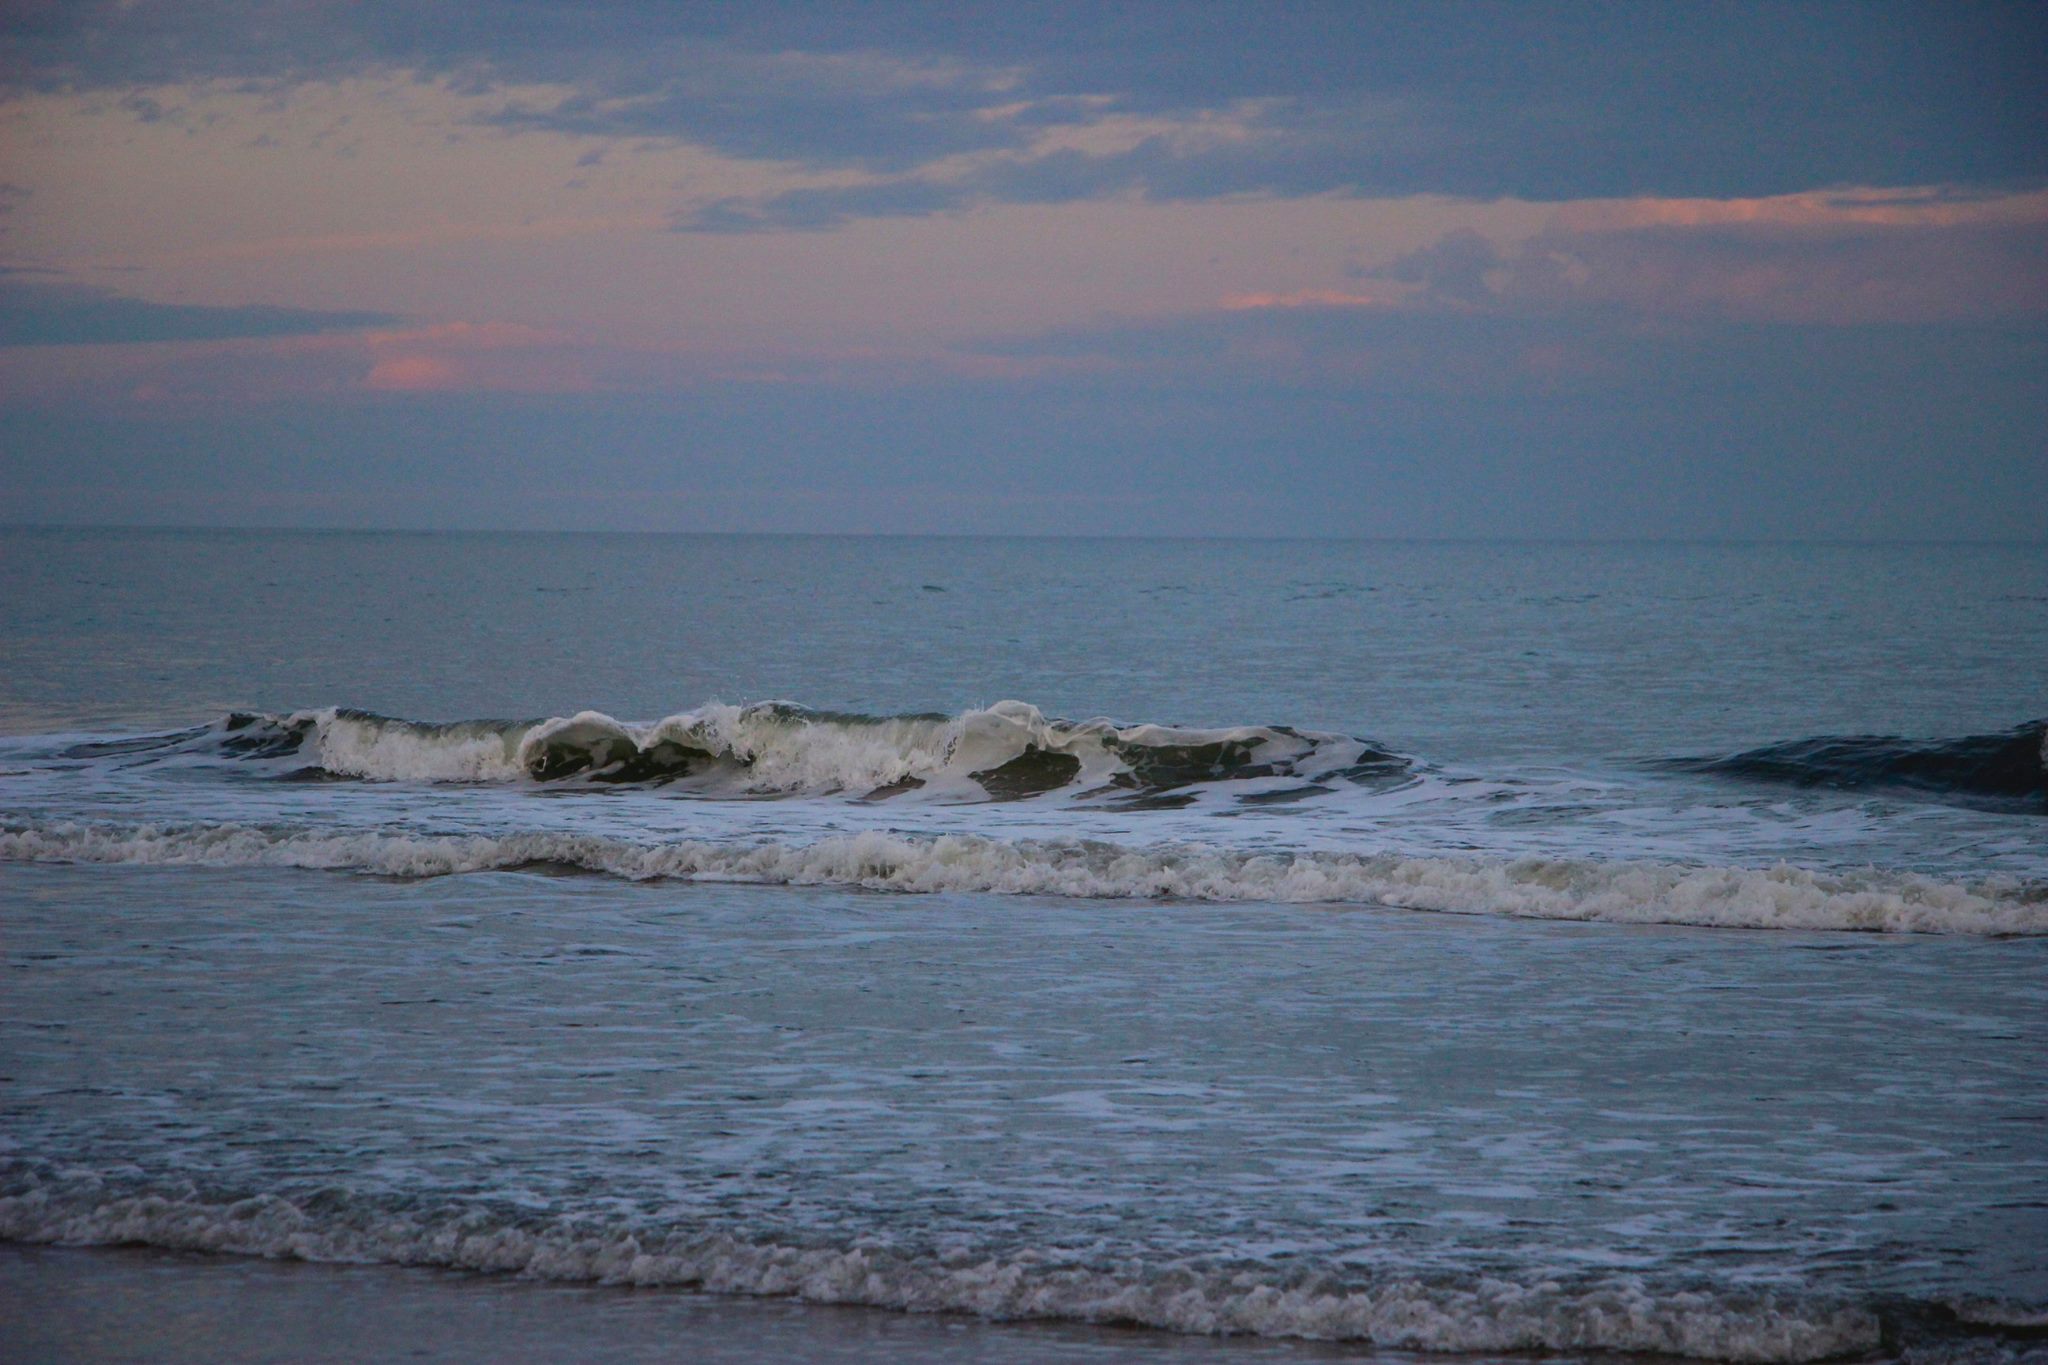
[2, 1, 2043, 537]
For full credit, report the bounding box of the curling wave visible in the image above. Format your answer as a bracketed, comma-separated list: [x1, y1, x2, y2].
[0, 1172, 1884, 1362]
[64, 701, 1409, 801]
[4, 820, 2042, 934]
[1674, 720, 2047, 806]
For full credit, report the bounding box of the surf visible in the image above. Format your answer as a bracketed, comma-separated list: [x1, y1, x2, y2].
[6, 819, 2043, 935]
[61, 700, 1414, 803]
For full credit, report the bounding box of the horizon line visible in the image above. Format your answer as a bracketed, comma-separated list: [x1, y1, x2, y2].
[2, 522, 2045, 548]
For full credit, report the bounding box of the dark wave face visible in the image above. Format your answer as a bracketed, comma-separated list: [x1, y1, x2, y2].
[1672, 720, 2047, 807]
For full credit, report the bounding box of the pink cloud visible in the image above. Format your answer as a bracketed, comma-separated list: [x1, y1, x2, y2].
[1220, 288, 1396, 311]
[355, 319, 601, 393]
[365, 354, 462, 390]
[133, 214, 666, 267]
[1550, 187, 2048, 236]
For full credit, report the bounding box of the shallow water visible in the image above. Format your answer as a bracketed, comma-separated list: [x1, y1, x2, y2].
[6, 864, 2046, 1357]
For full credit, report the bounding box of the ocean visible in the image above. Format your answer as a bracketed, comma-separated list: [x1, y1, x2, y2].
[2, 529, 2044, 1362]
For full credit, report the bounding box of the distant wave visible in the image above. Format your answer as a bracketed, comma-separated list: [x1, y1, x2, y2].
[1672, 721, 2047, 806]
[0, 1170, 1885, 1362]
[5, 820, 2042, 934]
[62, 701, 1411, 803]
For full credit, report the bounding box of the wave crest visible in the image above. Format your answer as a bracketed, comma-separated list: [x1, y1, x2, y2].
[67, 701, 1409, 801]
[5, 820, 2043, 934]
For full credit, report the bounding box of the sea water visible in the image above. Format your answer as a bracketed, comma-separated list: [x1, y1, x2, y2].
[1, 530, 2044, 1360]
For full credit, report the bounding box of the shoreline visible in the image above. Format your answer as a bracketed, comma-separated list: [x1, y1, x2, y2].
[0, 1244, 1400, 1364]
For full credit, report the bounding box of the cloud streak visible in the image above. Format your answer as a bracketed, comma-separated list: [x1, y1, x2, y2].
[0, 273, 397, 347]
[1370, 191, 2048, 326]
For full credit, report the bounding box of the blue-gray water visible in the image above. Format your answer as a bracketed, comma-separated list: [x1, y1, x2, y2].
[2, 530, 2045, 1360]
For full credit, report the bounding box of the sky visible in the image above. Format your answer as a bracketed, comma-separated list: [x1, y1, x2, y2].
[1, 1, 2043, 537]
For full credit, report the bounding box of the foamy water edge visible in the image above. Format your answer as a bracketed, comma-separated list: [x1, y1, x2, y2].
[0, 1176, 1879, 1362]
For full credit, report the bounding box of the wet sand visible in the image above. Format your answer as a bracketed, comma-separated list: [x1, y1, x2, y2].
[0, 1244, 1396, 1364]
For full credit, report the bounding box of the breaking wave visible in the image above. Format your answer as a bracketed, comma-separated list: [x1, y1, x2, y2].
[64, 701, 1409, 802]
[0, 1172, 1884, 1361]
[1674, 720, 2047, 806]
[5, 820, 2043, 934]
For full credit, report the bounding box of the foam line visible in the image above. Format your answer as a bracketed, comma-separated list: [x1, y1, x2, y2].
[0, 1177, 1880, 1361]
[5, 820, 2041, 934]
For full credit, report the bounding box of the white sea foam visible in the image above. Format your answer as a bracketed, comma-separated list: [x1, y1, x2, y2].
[4, 819, 2041, 934]
[216, 701, 1382, 795]
[1952, 1300, 2048, 1329]
[0, 1179, 1879, 1361]
[309, 709, 525, 783]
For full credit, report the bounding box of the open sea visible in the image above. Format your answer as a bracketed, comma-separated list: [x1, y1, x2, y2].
[2, 529, 2044, 1362]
